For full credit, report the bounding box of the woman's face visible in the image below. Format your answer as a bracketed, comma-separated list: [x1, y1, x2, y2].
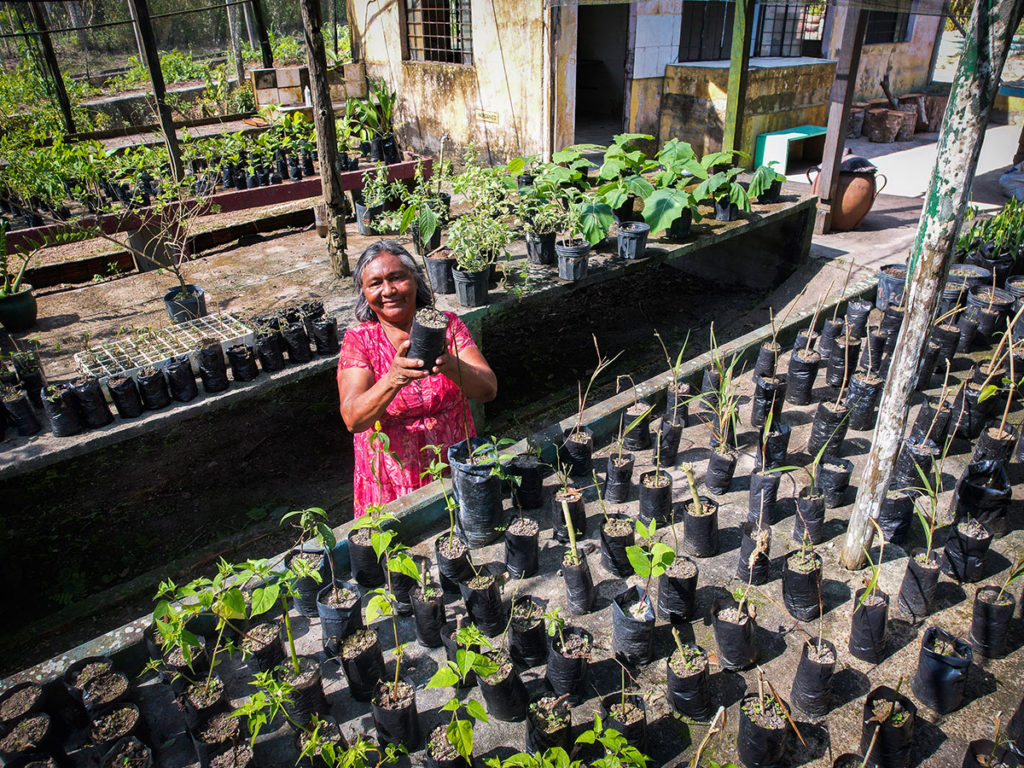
[361, 251, 418, 326]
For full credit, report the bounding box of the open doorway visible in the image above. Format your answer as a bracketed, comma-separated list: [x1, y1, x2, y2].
[575, 4, 629, 145]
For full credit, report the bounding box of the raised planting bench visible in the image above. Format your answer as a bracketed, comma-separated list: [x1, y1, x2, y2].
[0, 194, 817, 482]
[9, 272, 1023, 768]
[754, 124, 827, 175]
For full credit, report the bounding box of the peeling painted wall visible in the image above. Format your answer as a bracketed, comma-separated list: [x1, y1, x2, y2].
[352, 0, 549, 163]
[826, 8, 942, 100]
[659, 58, 835, 164]
[626, 0, 681, 137]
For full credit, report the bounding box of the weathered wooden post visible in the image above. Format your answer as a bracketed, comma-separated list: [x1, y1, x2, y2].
[840, 0, 1024, 570]
[298, 0, 350, 278]
[722, 0, 755, 157]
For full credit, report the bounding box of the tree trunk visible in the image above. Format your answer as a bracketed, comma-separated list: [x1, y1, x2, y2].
[226, 0, 245, 90]
[298, 0, 350, 277]
[840, 0, 1024, 570]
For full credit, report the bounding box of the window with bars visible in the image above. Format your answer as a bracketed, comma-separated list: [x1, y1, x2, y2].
[403, 0, 473, 65]
[753, 3, 805, 57]
[863, 10, 911, 44]
[678, 1, 809, 62]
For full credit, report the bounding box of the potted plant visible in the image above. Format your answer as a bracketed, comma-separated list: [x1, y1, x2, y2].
[446, 212, 512, 307]
[355, 162, 396, 236]
[748, 161, 787, 204]
[0, 222, 41, 332]
[642, 138, 704, 240]
[358, 78, 401, 164]
[553, 188, 613, 282]
[399, 156, 452, 258]
[518, 183, 562, 267]
[595, 133, 655, 223]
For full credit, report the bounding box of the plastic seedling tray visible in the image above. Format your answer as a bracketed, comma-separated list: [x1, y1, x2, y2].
[74, 314, 255, 397]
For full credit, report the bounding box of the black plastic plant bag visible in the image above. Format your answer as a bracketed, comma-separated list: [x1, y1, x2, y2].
[370, 683, 420, 749]
[666, 646, 712, 720]
[896, 549, 941, 620]
[525, 700, 571, 755]
[109, 376, 143, 419]
[44, 385, 84, 437]
[657, 418, 684, 466]
[957, 313, 979, 352]
[341, 635, 385, 701]
[71, 376, 113, 428]
[849, 588, 889, 664]
[316, 581, 363, 646]
[657, 560, 698, 623]
[602, 694, 647, 753]
[737, 693, 789, 768]
[890, 436, 937, 495]
[943, 522, 991, 582]
[793, 328, 818, 352]
[622, 403, 653, 451]
[915, 339, 941, 390]
[349, 529, 385, 587]
[750, 374, 786, 429]
[911, 626, 972, 714]
[508, 454, 544, 510]
[509, 598, 547, 668]
[818, 318, 844, 360]
[545, 627, 591, 703]
[559, 425, 594, 476]
[505, 523, 539, 579]
[878, 492, 914, 544]
[737, 522, 772, 585]
[785, 348, 820, 406]
[165, 356, 198, 402]
[815, 458, 853, 508]
[664, 383, 689, 426]
[255, 330, 286, 372]
[753, 341, 779, 378]
[604, 453, 634, 504]
[931, 322, 961, 360]
[963, 739, 1018, 768]
[285, 548, 330, 617]
[311, 316, 340, 356]
[847, 374, 883, 431]
[448, 438, 504, 546]
[434, 534, 473, 594]
[281, 322, 313, 363]
[790, 639, 835, 718]
[755, 423, 791, 472]
[955, 461, 1011, 538]
[969, 585, 1015, 659]
[551, 488, 586, 544]
[783, 551, 822, 621]
[638, 470, 673, 526]
[826, 337, 860, 389]
[712, 597, 758, 670]
[459, 576, 507, 636]
[563, 556, 595, 615]
[972, 427, 1015, 465]
[227, 344, 260, 382]
[410, 589, 446, 648]
[683, 498, 719, 558]
[846, 299, 872, 337]
[860, 329, 888, 374]
[705, 451, 736, 495]
[479, 659, 529, 722]
[910, 399, 951, 445]
[807, 401, 850, 460]
[700, 366, 720, 412]
[793, 489, 826, 544]
[600, 516, 635, 578]
[198, 344, 229, 393]
[748, 472, 779, 527]
[612, 586, 655, 667]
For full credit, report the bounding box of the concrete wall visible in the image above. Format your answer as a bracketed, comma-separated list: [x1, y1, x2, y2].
[351, 0, 549, 164]
[626, 0, 682, 137]
[659, 57, 835, 164]
[826, 8, 942, 101]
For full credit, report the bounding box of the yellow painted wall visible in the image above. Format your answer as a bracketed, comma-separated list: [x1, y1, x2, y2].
[659, 59, 835, 166]
[351, 0, 550, 163]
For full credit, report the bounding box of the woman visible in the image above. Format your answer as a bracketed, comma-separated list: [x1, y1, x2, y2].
[338, 240, 498, 516]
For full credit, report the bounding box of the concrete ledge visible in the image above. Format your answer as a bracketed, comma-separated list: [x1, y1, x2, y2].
[0, 272, 878, 691]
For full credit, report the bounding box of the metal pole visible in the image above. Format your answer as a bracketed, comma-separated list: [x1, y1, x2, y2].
[127, 0, 183, 183]
[722, 0, 754, 157]
[28, 1, 75, 133]
[840, 0, 1024, 571]
[298, 0, 349, 277]
[814, 7, 867, 235]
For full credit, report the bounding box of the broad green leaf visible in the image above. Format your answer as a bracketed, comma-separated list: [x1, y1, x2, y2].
[441, 698, 461, 712]
[250, 584, 279, 616]
[601, 188, 629, 210]
[651, 542, 676, 574]
[465, 698, 489, 723]
[625, 545, 652, 579]
[978, 384, 999, 402]
[365, 593, 392, 623]
[622, 174, 654, 199]
[215, 587, 246, 621]
[428, 665, 461, 688]
[418, 205, 439, 244]
[729, 183, 751, 212]
[471, 654, 500, 678]
[371, 529, 396, 559]
[388, 553, 420, 583]
[448, 718, 475, 761]
[316, 523, 337, 551]
[642, 188, 686, 233]
[578, 201, 614, 246]
[507, 157, 526, 176]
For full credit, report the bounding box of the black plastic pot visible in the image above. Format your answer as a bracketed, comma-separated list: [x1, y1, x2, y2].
[180, 674, 228, 730]
[556, 240, 589, 281]
[950, 383, 990, 441]
[818, 318, 844, 361]
[815, 458, 853, 508]
[560, 425, 594, 476]
[409, 586, 446, 649]
[600, 515, 635, 578]
[683, 497, 719, 558]
[911, 626, 972, 714]
[970, 585, 1016, 658]
[790, 639, 836, 718]
[604, 453, 635, 504]
[340, 630, 385, 702]
[786, 348, 821, 406]
[311, 317, 340, 356]
[666, 208, 693, 240]
[434, 534, 473, 594]
[601, 694, 647, 753]
[109, 376, 143, 419]
[890, 436, 938, 495]
[452, 267, 489, 307]
[849, 588, 889, 664]
[617, 221, 650, 260]
[479, 654, 529, 722]
[622, 403, 654, 451]
[963, 740, 1018, 768]
[281, 322, 313, 363]
[750, 374, 786, 430]
[737, 522, 772, 586]
[943, 520, 992, 583]
[860, 329, 888, 374]
[526, 697, 571, 755]
[783, 550, 823, 621]
[712, 597, 758, 670]
[972, 426, 1016, 466]
[563, 554, 595, 615]
[956, 460, 1011, 538]
[657, 557, 699, 623]
[794, 328, 819, 353]
[752, 341, 780, 378]
[846, 298, 872, 338]
[448, 437, 504, 546]
[896, 549, 941, 620]
[911, 398, 952, 445]
[793, 488, 826, 545]
[665, 381, 691, 422]
[748, 471, 779, 527]
[737, 693, 789, 768]
[227, 344, 260, 382]
[931, 321, 962, 360]
[638, 469, 673, 526]
[407, 309, 449, 368]
[198, 342, 229, 393]
[525, 230, 556, 265]
[826, 337, 860, 390]
[957, 313, 980, 352]
[612, 586, 655, 667]
[505, 518, 540, 579]
[657, 417, 685, 466]
[459, 574, 507, 636]
[705, 451, 736, 495]
[807, 401, 850, 459]
[316, 580, 362, 647]
[509, 597, 548, 668]
[755, 423, 791, 472]
[847, 374, 883, 431]
[165, 355, 198, 402]
[546, 626, 592, 703]
[878, 491, 914, 544]
[348, 528, 385, 588]
[666, 645, 712, 720]
[508, 454, 544, 510]
[255, 329, 286, 372]
[916, 340, 942, 390]
[70, 376, 113, 428]
[285, 548, 330, 618]
[371, 681, 420, 749]
[43, 385, 84, 437]
[552, 486, 586, 544]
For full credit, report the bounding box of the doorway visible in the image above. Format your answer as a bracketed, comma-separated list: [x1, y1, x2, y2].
[574, 4, 630, 145]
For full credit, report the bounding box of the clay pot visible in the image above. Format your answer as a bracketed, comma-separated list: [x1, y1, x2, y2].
[808, 165, 887, 232]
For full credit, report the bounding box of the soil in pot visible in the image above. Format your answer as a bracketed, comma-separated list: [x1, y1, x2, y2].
[657, 556, 699, 623]
[435, 534, 473, 593]
[479, 652, 529, 722]
[546, 627, 592, 703]
[790, 638, 836, 718]
[683, 496, 719, 557]
[509, 597, 547, 668]
[0, 714, 53, 759]
[562, 550, 595, 615]
[277, 656, 327, 726]
[638, 469, 673, 525]
[371, 680, 420, 748]
[0, 682, 44, 724]
[340, 629, 386, 702]
[783, 549, 823, 622]
[552, 486, 586, 543]
[526, 696, 571, 755]
[408, 307, 449, 367]
[601, 514, 635, 577]
[505, 516, 540, 579]
[100, 737, 152, 768]
[349, 528, 385, 587]
[426, 725, 469, 768]
[82, 671, 130, 715]
[738, 693, 789, 768]
[240, 620, 284, 673]
[666, 644, 711, 720]
[90, 704, 143, 751]
[712, 598, 758, 670]
[410, 584, 447, 648]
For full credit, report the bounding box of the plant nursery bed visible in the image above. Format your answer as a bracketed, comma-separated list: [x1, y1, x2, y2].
[7, 272, 1022, 768]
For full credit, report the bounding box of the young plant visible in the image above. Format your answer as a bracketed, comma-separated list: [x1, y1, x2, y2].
[558, 185, 614, 247]
[625, 519, 675, 614]
[994, 555, 1024, 604]
[653, 328, 691, 427]
[543, 606, 567, 651]
[747, 162, 787, 200]
[699, 326, 742, 453]
[595, 133, 656, 211]
[569, 335, 622, 440]
[425, 634, 495, 763]
[856, 520, 886, 610]
[281, 506, 340, 598]
[421, 443, 459, 550]
[576, 713, 651, 768]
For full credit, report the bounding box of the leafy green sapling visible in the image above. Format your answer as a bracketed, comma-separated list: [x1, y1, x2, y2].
[425, 630, 495, 763]
[625, 519, 675, 618]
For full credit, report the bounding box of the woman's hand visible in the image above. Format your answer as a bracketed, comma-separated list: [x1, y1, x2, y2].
[386, 340, 430, 388]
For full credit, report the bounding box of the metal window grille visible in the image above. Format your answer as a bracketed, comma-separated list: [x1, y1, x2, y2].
[678, 0, 734, 62]
[864, 10, 910, 44]
[753, 2, 805, 57]
[405, 0, 473, 65]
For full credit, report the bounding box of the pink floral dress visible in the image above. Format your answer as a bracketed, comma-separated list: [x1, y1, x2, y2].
[338, 311, 477, 517]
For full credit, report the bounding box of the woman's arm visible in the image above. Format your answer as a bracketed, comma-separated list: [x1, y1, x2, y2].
[433, 345, 498, 403]
[338, 340, 430, 433]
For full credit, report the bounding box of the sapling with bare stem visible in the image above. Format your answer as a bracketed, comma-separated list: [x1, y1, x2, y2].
[753, 667, 807, 748]
[562, 499, 581, 566]
[735, 521, 770, 617]
[831, 258, 856, 323]
[681, 462, 703, 517]
[805, 280, 834, 354]
[570, 335, 622, 441]
[923, 359, 954, 446]
[860, 677, 906, 768]
[654, 328, 691, 426]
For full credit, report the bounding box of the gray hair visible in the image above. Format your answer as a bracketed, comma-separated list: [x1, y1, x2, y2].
[353, 239, 432, 322]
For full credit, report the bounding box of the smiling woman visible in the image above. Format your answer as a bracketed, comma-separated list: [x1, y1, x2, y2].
[338, 240, 498, 517]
